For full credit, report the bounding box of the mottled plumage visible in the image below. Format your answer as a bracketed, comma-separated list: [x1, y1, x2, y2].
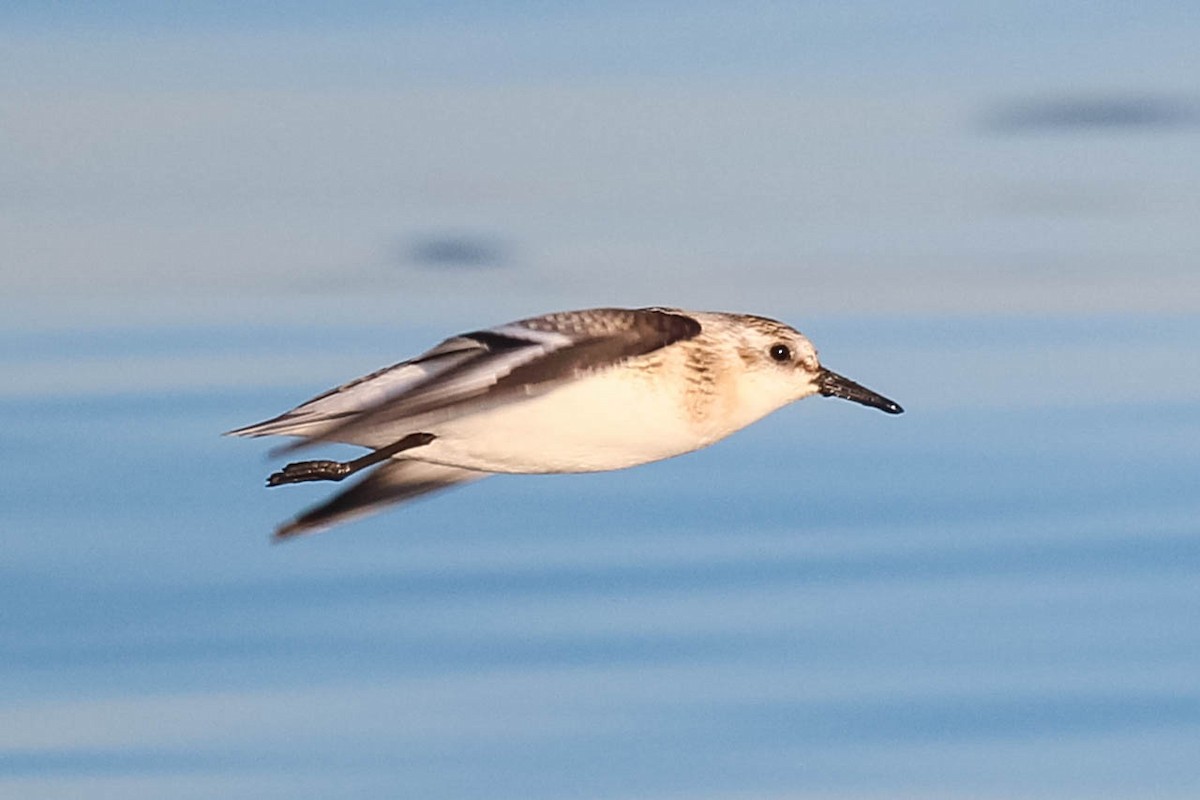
[229, 307, 902, 538]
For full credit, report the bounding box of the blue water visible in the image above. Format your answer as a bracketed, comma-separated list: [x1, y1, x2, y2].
[2, 315, 1197, 799]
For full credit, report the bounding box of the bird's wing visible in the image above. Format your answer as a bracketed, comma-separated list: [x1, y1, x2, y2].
[226, 338, 485, 439]
[274, 460, 488, 539]
[228, 307, 701, 449]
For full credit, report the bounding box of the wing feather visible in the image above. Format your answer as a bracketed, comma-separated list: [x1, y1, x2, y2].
[229, 307, 701, 449]
[225, 339, 487, 438]
[274, 460, 487, 539]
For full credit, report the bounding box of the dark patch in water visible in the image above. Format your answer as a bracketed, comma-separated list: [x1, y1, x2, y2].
[406, 233, 511, 270]
[980, 95, 1199, 133]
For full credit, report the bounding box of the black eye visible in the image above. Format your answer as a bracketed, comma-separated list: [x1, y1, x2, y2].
[769, 343, 792, 362]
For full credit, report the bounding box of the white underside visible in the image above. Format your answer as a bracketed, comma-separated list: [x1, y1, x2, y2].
[407, 368, 729, 473]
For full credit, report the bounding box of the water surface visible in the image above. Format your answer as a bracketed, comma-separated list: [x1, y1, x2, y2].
[2, 315, 1197, 799]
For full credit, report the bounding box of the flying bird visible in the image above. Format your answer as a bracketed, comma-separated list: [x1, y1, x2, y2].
[229, 307, 903, 538]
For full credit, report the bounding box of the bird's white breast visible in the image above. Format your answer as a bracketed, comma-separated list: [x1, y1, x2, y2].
[412, 359, 731, 474]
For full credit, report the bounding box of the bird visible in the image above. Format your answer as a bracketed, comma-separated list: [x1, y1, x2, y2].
[228, 307, 903, 539]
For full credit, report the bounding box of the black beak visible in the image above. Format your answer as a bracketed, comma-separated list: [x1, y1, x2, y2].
[817, 368, 904, 415]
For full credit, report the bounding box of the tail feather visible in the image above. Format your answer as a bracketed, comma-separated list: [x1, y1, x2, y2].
[275, 460, 489, 540]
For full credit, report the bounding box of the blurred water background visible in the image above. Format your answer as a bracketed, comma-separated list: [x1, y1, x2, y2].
[2, 3, 1198, 798]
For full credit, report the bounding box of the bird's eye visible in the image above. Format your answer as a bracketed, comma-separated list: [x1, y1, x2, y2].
[769, 343, 792, 362]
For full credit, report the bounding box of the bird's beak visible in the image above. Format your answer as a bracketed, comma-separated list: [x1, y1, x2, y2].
[817, 368, 904, 415]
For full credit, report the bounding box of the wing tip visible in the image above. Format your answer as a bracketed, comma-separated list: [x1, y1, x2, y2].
[265, 461, 489, 541]
[272, 519, 319, 541]
[225, 416, 289, 438]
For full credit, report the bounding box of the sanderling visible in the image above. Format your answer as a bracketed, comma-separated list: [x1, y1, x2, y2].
[229, 307, 903, 538]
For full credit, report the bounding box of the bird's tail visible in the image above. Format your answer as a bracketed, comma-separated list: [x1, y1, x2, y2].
[275, 460, 489, 540]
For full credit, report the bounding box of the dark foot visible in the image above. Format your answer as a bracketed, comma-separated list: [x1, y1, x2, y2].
[268, 460, 352, 486]
[266, 432, 437, 488]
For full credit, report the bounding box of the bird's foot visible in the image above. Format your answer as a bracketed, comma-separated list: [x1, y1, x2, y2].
[268, 460, 352, 486]
[266, 432, 437, 488]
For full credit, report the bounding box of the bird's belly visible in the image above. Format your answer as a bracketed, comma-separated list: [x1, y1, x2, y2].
[415, 374, 713, 474]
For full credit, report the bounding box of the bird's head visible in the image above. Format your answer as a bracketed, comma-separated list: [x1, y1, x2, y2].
[724, 314, 904, 417]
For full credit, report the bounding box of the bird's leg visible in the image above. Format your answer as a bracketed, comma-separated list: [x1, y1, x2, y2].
[267, 432, 436, 487]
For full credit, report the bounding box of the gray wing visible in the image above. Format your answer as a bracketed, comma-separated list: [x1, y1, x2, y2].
[228, 307, 701, 450]
[274, 460, 488, 539]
